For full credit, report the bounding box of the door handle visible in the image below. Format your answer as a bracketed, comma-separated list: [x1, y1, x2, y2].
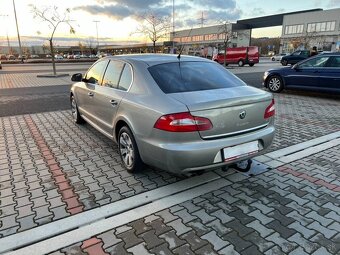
[110, 99, 118, 106]
[88, 92, 94, 97]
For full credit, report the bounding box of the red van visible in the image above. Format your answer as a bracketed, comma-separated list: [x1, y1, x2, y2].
[212, 46, 259, 67]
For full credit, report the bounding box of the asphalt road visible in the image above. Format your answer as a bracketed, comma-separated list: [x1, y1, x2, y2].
[0, 62, 265, 117]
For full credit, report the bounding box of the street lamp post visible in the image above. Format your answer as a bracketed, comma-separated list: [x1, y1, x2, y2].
[12, 0, 23, 62]
[93, 20, 100, 54]
[172, 0, 175, 53]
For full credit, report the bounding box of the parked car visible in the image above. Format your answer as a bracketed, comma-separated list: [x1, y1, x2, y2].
[7, 55, 15, 60]
[30, 54, 40, 58]
[70, 54, 275, 174]
[74, 54, 81, 59]
[263, 53, 340, 93]
[280, 50, 310, 66]
[0, 61, 2, 69]
[212, 46, 259, 67]
[0, 54, 7, 60]
[46, 54, 52, 58]
[55, 54, 64, 59]
[89, 54, 98, 59]
[271, 53, 288, 61]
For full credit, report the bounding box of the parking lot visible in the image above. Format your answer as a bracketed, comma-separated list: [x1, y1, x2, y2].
[0, 60, 340, 255]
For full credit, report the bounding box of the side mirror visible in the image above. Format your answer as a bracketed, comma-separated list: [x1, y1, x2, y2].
[71, 73, 83, 82]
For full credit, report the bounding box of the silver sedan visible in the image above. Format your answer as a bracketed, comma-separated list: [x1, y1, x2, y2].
[70, 54, 275, 174]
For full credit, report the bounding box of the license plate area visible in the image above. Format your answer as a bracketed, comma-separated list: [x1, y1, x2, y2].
[223, 141, 259, 162]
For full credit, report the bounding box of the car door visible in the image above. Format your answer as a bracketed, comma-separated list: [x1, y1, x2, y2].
[92, 60, 132, 135]
[76, 59, 109, 125]
[318, 56, 340, 91]
[286, 56, 329, 88]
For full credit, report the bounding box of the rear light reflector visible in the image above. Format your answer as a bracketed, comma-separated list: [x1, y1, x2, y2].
[154, 112, 213, 132]
[264, 99, 275, 119]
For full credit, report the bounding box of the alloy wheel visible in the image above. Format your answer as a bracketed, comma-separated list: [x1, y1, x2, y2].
[119, 132, 134, 168]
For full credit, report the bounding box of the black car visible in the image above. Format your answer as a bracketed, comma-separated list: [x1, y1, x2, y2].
[280, 50, 310, 66]
[263, 53, 340, 93]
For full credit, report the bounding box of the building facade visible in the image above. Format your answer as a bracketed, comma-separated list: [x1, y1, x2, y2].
[170, 24, 251, 57]
[280, 8, 340, 53]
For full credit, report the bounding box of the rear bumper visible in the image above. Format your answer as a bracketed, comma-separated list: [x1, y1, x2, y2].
[138, 124, 275, 174]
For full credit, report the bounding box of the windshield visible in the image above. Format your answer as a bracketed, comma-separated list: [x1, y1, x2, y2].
[148, 61, 246, 94]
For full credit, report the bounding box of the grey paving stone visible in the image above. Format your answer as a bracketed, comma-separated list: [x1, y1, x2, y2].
[229, 209, 256, 225]
[166, 218, 191, 236]
[192, 209, 216, 224]
[305, 211, 333, 227]
[210, 209, 234, 224]
[248, 209, 274, 225]
[97, 230, 122, 249]
[246, 220, 274, 238]
[160, 230, 186, 249]
[140, 230, 165, 249]
[115, 225, 133, 235]
[268, 211, 295, 226]
[195, 243, 219, 255]
[127, 242, 154, 255]
[144, 215, 160, 223]
[244, 231, 275, 253]
[288, 233, 320, 253]
[128, 218, 152, 235]
[287, 221, 316, 239]
[186, 219, 211, 237]
[155, 209, 178, 223]
[265, 233, 297, 253]
[173, 209, 197, 224]
[250, 201, 274, 215]
[218, 244, 240, 255]
[311, 247, 333, 255]
[307, 221, 337, 239]
[106, 242, 132, 255]
[181, 230, 209, 251]
[217, 192, 239, 204]
[286, 202, 311, 216]
[172, 244, 195, 255]
[288, 247, 309, 255]
[222, 231, 252, 253]
[17, 214, 38, 232]
[201, 230, 229, 251]
[150, 243, 173, 255]
[61, 243, 87, 255]
[50, 205, 70, 220]
[241, 245, 262, 255]
[197, 201, 220, 214]
[311, 233, 339, 254]
[147, 218, 172, 236]
[117, 229, 144, 249]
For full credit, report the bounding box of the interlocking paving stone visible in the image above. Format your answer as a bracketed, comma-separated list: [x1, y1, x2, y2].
[159, 230, 186, 249]
[201, 230, 229, 251]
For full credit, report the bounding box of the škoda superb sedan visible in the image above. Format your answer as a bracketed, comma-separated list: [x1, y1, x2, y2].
[70, 54, 275, 174]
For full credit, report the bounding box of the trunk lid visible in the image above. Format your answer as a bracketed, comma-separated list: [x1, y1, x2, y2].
[168, 86, 272, 139]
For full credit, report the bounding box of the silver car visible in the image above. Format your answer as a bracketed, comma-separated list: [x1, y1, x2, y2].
[70, 54, 275, 174]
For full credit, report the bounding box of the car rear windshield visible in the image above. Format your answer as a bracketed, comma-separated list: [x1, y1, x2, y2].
[148, 61, 246, 93]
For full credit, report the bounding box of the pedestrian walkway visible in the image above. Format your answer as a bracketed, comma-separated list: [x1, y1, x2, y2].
[0, 73, 71, 89]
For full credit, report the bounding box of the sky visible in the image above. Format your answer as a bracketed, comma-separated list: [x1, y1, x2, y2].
[0, 0, 339, 46]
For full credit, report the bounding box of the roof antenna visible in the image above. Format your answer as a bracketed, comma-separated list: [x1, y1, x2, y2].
[177, 28, 193, 60]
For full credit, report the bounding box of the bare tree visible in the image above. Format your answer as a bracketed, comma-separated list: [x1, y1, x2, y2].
[78, 42, 86, 55]
[217, 21, 233, 67]
[290, 30, 318, 51]
[134, 13, 170, 53]
[31, 5, 75, 75]
[86, 37, 95, 55]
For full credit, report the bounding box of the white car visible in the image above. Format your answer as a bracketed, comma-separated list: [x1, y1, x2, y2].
[55, 55, 64, 59]
[271, 53, 288, 61]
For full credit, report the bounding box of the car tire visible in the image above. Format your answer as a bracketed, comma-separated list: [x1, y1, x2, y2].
[249, 63, 254, 67]
[118, 126, 143, 173]
[238, 60, 244, 67]
[281, 60, 288, 66]
[70, 95, 85, 124]
[271, 57, 275, 61]
[267, 75, 284, 93]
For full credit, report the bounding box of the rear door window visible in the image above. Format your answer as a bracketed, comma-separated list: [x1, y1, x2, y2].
[327, 56, 340, 67]
[148, 61, 245, 93]
[102, 60, 125, 88]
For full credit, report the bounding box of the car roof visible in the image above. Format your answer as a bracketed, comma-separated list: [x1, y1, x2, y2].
[104, 54, 211, 66]
[318, 52, 340, 56]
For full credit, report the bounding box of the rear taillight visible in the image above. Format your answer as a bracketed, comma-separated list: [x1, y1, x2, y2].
[154, 112, 213, 132]
[264, 99, 275, 119]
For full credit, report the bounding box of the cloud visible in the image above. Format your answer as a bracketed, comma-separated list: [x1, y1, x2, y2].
[74, 5, 133, 20]
[99, 0, 160, 9]
[190, 0, 237, 9]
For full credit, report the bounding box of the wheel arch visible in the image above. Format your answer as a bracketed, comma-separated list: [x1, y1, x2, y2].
[265, 73, 285, 88]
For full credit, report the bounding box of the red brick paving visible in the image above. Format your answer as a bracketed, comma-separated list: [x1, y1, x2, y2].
[278, 167, 340, 192]
[81, 238, 109, 255]
[24, 115, 84, 215]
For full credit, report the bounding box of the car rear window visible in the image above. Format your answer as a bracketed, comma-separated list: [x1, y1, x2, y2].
[148, 61, 246, 93]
